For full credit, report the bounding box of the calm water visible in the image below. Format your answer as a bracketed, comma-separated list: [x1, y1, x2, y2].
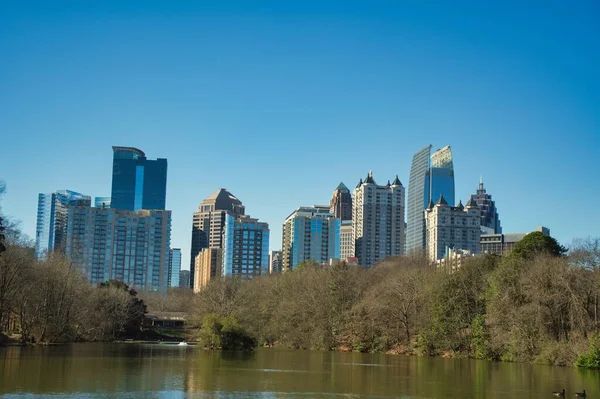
[1, 343, 600, 398]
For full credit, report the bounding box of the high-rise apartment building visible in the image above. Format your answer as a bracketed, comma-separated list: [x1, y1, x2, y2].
[353, 172, 405, 268]
[110, 146, 167, 211]
[330, 183, 352, 221]
[35, 190, 91, 259]
[168, 248, 182, 288]
[269, 250, 283, 274]
[66, 207, 172, 292]
[189, 189, 245, 288]
[339, 220, 354, 259]
[470, 178, 502, 234]
[425, 196, 480, 261]
[222, 215, 269, 278]
[406, 145, 455, 255]
[282, 206, 340, 271]
[193, 248, 222, 293]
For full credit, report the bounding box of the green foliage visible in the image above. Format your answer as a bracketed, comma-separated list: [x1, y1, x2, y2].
[576, 335, 600, 369]
[510, 232, 567, 259]
[198, 313, 256, 350]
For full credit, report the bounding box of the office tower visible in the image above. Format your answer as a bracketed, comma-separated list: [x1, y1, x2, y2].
[94, 197, 111, 208]
[168, 248, 182, 288]
[470, 177, 502, 234]
[110, 146, 167, 211]
[353, 172, 405, 268]
[66, 207, 172, 292]
[282, 206, 340, 271]
[339, 220, 355, 259]
[222, 215, 269, 278]
[425, 196, 480, 261]
[193, 248, 222, 293]
[269, 250, 283, 274]
[179, 270, 190, 288]
[35, 190, 91, 259]
[189, 189, 245, 288]
[330, 183, 352, 221]
[406, 145, 432, 254]
[406, 145, 455, 255]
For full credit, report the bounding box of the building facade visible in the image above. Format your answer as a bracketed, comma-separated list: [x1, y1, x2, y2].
[222, 215, 269, 278]
[269, 250, 283, 274]
[66, 207, 172, 292]
[470, 178, 502, 234]
[339, 220, 354, 259]
[35, 190, 91, 259]
[330, 182, 352, 221]
[179, 270, 190, 288]
[282, 206, 340, 271]
[193, 248, 222, 293]
[353, 172, 405, 267]
[480, 226, 550, 255]
[110, 146, 167, 211]
[168, 248, 182, 288]
[94, 197, 111, 208]
[189, 189, 245, 288]
[406, 145, 456, 255]
[425, 196, 480, 261]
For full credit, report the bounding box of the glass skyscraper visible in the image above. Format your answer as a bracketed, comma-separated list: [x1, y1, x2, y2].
[110, 146, 167, 211]
[168, 248, 182, 288]
[281, 206, 341, 271]
[406, 145, 455, 255]
[222, 215, 269, 278]
[94, 197, 111, 208]
[35, 190, 91, 259]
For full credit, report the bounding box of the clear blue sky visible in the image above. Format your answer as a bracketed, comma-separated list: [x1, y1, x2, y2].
[1, 1, 599, 270]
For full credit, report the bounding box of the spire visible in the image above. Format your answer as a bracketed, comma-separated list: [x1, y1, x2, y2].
[391, 175, 402, 186]
[479, 175, 484, 191]
[466, 198, 478, 208]
[335, 182, 349, 192]
[364, 170, 376, 184]
[386, 180, 391, 187]
[426, 199, 435, 210]
[355, 178, 363, 189]
[436, 194, 448, 206]
[457, 200, 464, 210]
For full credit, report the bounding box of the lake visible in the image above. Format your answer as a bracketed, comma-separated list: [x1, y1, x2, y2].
[1, 343, 599, 398]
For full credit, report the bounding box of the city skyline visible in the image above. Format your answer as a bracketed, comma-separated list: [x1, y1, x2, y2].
[1, 2, 599, 270]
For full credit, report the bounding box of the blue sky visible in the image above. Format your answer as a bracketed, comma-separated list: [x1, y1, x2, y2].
[1, 1, 599, 269]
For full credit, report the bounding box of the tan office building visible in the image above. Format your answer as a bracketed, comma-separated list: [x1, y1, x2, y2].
[193, 248, 223, 293]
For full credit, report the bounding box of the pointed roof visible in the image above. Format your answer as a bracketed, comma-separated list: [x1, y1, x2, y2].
[391, 175, 402, 186]
[457, 200, 464, 210]
[335, 182, 349, 192]
[202, 188, 243, 210]
[356, 178, 363, 189]
[364, 170, 376, 184]
[386, 180, 391, 187]
[436, 194, 448, 206]
[466, 198, 478, 208]
[426, 199, 435, 210]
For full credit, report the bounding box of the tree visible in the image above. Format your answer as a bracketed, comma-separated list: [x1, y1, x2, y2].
[197, 313, 256, 350]
[510, 232, 567, 259]
[97, 280, 146, 338]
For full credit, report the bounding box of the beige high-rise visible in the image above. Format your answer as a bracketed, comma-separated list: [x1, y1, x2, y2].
[189, 189, 245, 289]
[193, 248, 223, 293]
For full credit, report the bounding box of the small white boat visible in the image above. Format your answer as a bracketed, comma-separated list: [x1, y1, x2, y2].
[177, 342, 188, 346]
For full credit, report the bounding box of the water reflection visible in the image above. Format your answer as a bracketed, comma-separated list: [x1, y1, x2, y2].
[1, 344, 600, 398]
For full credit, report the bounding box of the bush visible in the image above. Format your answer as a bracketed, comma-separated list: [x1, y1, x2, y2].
[576, 335, 600, 369]
[198, 313, 256, 351]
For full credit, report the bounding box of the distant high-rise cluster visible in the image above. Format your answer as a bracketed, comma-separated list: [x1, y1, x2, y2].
[35, 146, 178, 293]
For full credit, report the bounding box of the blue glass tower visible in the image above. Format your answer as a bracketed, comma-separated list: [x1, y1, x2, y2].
[110, 146, 167, 211]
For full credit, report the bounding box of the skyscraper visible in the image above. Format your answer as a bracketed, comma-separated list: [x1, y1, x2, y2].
[189, 189, 245, 288]
[66, 207, 172, 292]
[222, 215, 269, 278]
[194, 248, 222, 293]
[110, 146, 167, 211]
[35, 190, 91, 259]
[353, 172, 405, 267]
[339, 220, 354, 259]
[471, 177, 502, 234]
[179, 270, 190, 288]
[406, 145, 455, 255]
[282, 206, 340, 271]
[94, 197, 111, 208]
[269, 250, 283, 274]
[425, 197, 480, 261]
[330, 183, 352, 221]
[168, 248, 182, 288]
